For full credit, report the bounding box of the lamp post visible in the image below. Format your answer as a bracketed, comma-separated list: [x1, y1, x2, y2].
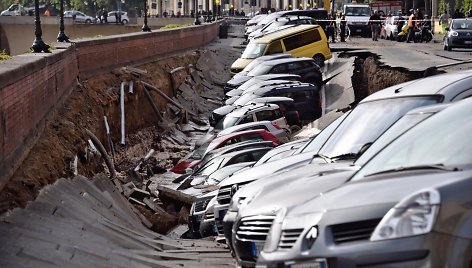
[57, 0, 70, 42]
[32, 0, 50, 52]
[142, 0, 151, 31]
[194, 0, 201, 24]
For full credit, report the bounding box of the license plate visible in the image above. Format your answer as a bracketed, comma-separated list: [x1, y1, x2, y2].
[464, 41, 472, 44]
[356, 29, 362, 32]
[286, 259, 328, 268]
[251, 241, 264, 258]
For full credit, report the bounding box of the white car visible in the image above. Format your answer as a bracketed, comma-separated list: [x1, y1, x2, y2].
[382, 15, 401, 40]
[1, 4, 26, 16]
[64, 10, 95, 24]
[107, 11, 129, 24]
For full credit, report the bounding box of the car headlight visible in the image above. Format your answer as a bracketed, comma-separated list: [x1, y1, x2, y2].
[450, 31, 459, 37]
[370, 189, 440, 241]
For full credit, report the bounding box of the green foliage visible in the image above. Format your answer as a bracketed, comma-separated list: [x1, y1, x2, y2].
[438, 0, 450, 15]
[0, 50, 12, 62]
[462, 0, 472, 13]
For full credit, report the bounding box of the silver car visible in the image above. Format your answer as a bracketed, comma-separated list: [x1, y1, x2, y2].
[64, 10, 95, 24]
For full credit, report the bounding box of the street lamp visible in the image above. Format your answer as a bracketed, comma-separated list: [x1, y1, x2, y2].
[32, 0, 50, 52]
[142, 0, 151, 31]
[194, 0, 201, 24]
[57, 0, 70, 42]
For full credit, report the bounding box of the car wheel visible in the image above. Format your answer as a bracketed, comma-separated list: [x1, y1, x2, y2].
[85, 19, 92, 24]
[313, 54, 324, 67]
[122, 19, 128, 24]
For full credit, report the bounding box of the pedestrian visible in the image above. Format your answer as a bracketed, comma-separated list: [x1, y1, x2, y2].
[369, 9, 381, 41]
[439, 10, 449, 33]
[44, 8, 50, 16]
[102, 8, 108, 23]
[240, 10, 245, 16]
[397, 11, 405, 33]
[407, 9, 417, 43]
[340, 13, 347, 42]
[325, 14, 336, 43]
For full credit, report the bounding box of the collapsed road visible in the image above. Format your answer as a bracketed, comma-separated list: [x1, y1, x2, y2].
[0, 22, 462, 267]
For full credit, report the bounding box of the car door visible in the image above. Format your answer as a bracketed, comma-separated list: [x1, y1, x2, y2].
[286, 61, 307, 77]
[282, 28, 323, 58]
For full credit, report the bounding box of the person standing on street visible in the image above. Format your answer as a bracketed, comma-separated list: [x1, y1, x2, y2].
[369, 10, 381, 41]
[407, 9, 417, 43]
[439, 11, 450, 33]
[340, 13, 347, 42]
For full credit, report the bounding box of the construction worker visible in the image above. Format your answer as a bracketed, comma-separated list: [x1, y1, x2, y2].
[407, 9, 417, 43]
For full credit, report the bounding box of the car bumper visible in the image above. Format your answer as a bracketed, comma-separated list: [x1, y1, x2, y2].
[214, 204, 230, 236]
[223, 209, 238, 251]
[199, 217, 217, 237]
[188, 211, 205, 238]
[448, 36, 472, 48]
[347, 24, 369, 34]
[257, 231, 471, 268]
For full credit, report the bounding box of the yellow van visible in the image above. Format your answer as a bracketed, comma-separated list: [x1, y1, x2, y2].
[231, 24, 331, 75]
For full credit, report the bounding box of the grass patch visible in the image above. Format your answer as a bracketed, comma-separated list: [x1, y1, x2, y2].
[0, 50, 12, 61]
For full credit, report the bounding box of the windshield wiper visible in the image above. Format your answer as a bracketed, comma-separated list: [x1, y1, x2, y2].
[311, 153, 331, 163]
[365, 164, 460, 177]
[330, 153, 358, 161]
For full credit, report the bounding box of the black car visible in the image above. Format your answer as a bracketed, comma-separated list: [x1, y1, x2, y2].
[444, 18, 472, 51]
[224, 73, 301, 94]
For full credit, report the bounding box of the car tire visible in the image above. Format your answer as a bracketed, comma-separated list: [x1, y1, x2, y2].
[85, 19, 92, 24]
[122, 19, 128, 24]
[313, 54, 324, 67]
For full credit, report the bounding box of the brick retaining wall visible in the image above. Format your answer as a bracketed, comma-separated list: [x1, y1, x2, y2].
[0, 23, 219, 190]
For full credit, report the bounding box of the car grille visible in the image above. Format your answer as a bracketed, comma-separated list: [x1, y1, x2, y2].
[236, 215, 276, 242]
[204, 210, 214, 220]
[278, 228, 304, 250]
[217, 185, 232, 205]
[194, 198, 211, 212]
[330, 219, 381, 244]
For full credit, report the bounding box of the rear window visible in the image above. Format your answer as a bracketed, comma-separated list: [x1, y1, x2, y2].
[283, 29, 321, 51]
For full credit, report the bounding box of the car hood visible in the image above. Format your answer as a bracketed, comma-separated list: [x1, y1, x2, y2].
[239, 167, 358, 218]
[219, 151, 317, 188]
[213, 105, 237, 116]
[288, 168, 472, 218]
[226, 75, 251, 87]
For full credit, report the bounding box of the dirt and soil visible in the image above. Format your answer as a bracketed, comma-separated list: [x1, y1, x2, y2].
[0, 35, 416, 234]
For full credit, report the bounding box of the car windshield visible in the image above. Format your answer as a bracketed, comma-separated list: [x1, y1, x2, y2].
[452, 20, 472, 29]
[262, 20, 287, 32]
[247, 64, 273, 76]
[215, 116, 240, 130]
[355, 112, 433, 166]
[233, 93, 259, 106]
[192, 139, 212, 159]
[241, 43, 268, 59]
[318, 96, 439, 158]
[345, 7, 371, 16]
[352, 100, 472, 180]
[295, 112, 349, 154]
[194, 156, 225, 176]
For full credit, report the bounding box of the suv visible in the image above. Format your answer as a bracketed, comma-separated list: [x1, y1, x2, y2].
[231, 54, 293, 77]
[233, 82, 322, 122]
[214, 103, 289, 133]
[240, 57, 322, 87]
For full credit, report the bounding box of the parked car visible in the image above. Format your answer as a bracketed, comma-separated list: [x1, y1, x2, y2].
[231, 53, 293, 77]
[231, 83, 322, 122]
[216, 120, 289, 143]
[235, 25, 331, 71]
[257, 97, 472, 268]
[64, 10, 95, 24]
[381, 15, 401, 40]
[170, 129, 280, 174]
[229, 103, 450, 266]
[214, 103, 289, 133]
[224, 73, 301, 96]
[107, 11, 129, 24]
[248, 16, 318, 40]
[444, 18, 472, 51]
[1, 4, 27, 16]
[213, 70, 472, 252]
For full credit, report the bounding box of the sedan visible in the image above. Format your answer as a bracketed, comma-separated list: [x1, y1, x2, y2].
[444, 18, 472, 51]
[64, 10, 95, 24]
[107, 11, 129, 24]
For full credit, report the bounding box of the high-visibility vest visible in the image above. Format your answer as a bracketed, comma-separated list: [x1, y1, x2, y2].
[408, 14, 415, 28]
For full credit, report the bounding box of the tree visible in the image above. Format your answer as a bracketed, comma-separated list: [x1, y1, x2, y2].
[438, 0, 450, 15]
